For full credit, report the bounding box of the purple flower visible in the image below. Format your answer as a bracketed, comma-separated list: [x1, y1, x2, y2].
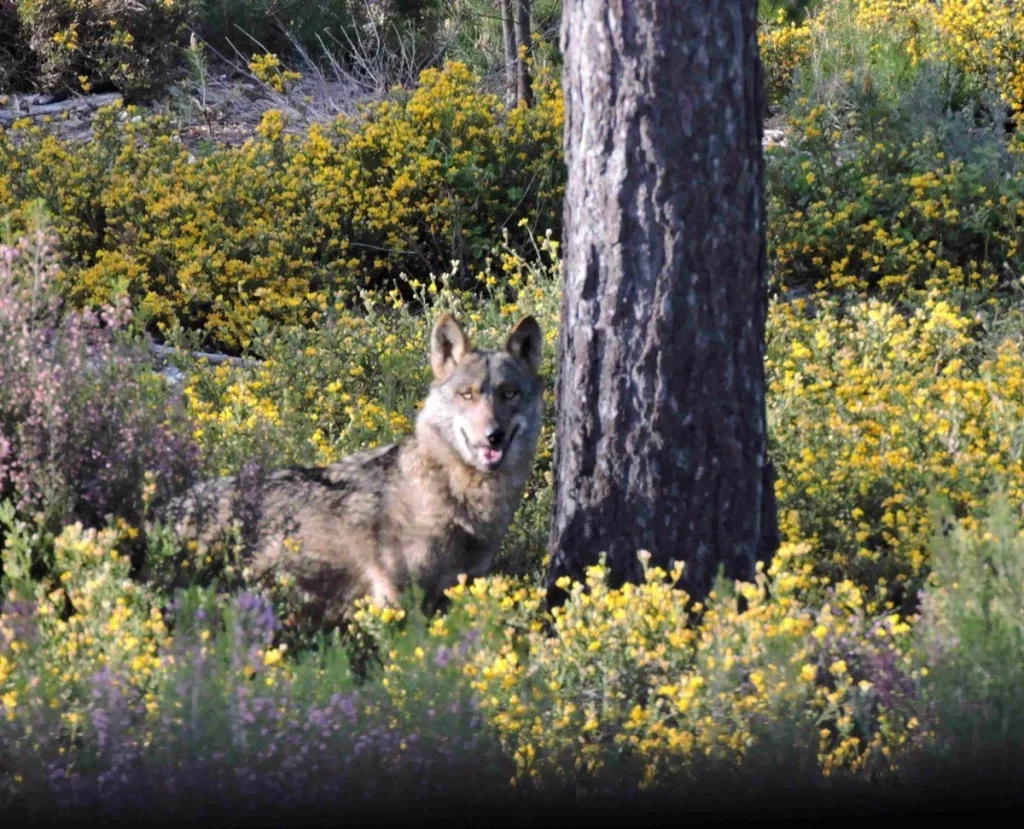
[0, 233, 200, 538]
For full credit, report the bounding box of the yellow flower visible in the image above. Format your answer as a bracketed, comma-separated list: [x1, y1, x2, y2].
[1, 691, 17, 720]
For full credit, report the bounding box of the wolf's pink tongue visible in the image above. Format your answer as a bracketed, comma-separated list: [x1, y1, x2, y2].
[482, 447, 503, 465]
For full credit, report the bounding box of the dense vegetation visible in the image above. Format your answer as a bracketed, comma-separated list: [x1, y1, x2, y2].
[2, 0, 1024, 817]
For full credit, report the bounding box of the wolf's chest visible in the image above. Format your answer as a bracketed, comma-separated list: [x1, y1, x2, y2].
[403, 477, 510, 561]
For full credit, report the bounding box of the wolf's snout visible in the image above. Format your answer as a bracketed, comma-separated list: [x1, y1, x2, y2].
[485, 427, 506, 448]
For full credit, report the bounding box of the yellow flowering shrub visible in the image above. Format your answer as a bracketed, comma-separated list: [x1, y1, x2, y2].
[767, 86, 1024, 298]
[355, 546, 921, 795]
[0, 61, 564, 352]
[768, 292, 1024, 603]
[760, 12, 813, 106]
[930, 0, 1024, 114]
[247, 52, 302, 94]
[0, 519, 170, 727]
[743, 6, 1023, 302]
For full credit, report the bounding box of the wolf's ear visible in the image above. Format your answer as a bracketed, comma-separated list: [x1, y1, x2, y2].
[506, 316, 542, 374]
[431, 314, 469, 381]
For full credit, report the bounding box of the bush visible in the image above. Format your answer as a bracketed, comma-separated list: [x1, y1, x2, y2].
[931, 0, 1024, 117]
[0, 228, 199, 549]
[760, 2, 1024, 305]
[340, 546, 925, 795]
[14, 0, 193, 98]
[0, 519, 170, 731]
[767, 291, 1024, 605]
[759, 11, 813, 109]
[0, 533, 924, 811]
[0, 61, 565, 353]
[766, 69, 1024, 299]
[0, 534, 511, 815]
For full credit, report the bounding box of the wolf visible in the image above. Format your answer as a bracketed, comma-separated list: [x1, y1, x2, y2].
[157, 313, 544, 628]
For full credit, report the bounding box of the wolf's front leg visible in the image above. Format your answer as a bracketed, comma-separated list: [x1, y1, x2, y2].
[363, 563, 402, 608]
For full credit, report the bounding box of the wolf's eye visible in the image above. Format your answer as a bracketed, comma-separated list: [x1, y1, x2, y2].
[500, 387, 520, 401]
[459, 389, 474, 400]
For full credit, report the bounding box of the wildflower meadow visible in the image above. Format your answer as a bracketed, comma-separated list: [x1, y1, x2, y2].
[3, 0, 1024, 820]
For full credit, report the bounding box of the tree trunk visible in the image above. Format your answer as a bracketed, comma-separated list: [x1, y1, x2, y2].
[547, 0, 778, 604]
[499, 0, 518, 109]
[513, 0, 533, 107]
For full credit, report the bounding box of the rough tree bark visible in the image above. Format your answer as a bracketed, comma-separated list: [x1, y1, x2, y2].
[500, 0, 518, 108]
[513, 0, 533, 107]
[547, 1, 778, 604]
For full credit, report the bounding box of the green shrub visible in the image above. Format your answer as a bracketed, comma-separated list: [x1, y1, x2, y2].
[192, 0, 362, 62]
[916, 496, 1024, 779]
[15, 0, 193, 98]
[766, 68, 1024, 299]
[798, 0, 928, 107]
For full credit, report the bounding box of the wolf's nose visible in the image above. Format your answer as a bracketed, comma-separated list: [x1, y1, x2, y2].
[486, 428, 506, 448]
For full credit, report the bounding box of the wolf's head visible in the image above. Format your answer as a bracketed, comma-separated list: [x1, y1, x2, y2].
[416, 313, 544, 474]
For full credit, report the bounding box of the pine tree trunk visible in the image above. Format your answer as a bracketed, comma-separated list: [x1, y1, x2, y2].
[500, 0, 518, 109]
[514, 0, 533, 107]
[547, 0, 778, 603]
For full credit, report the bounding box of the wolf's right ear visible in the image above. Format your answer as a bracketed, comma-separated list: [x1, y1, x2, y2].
[431, 314, 469, 381]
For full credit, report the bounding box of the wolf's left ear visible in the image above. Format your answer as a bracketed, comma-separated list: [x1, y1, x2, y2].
[506, 316, 542, 374]
[431, 313, 469, 381]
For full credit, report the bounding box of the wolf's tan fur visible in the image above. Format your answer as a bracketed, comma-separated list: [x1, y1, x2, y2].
[159, 314, 544, 628]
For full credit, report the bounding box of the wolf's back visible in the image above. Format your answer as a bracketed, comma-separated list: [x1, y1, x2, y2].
[156, 443, 404, 623]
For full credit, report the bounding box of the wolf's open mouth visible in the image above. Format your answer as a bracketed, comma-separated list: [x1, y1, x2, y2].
[480, 447, 503, 466]
[463, 424, 519, 471]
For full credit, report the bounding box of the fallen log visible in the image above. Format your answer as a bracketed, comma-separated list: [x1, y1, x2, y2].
[147, 342, 261, 368]
[0, 92, 122, 123]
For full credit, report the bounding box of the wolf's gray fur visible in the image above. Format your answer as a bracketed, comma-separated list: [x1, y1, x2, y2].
[158, 314, 544, 627]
